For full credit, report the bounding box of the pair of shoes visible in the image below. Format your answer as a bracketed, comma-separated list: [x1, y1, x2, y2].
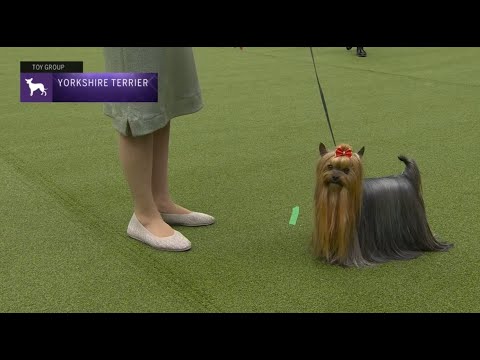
[356, 47, 367, 57]
[127, 214, 191, 251]
[346, 47, 352, 50]
[161, 212, 216, 227]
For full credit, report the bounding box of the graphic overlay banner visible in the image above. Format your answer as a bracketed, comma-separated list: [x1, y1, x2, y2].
[20, 61, 84, 73]
[20, 62, 158, 103]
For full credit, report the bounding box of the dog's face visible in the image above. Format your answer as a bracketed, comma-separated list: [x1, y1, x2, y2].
[317, 143, 365, 191]
[25, 78, 33, 84]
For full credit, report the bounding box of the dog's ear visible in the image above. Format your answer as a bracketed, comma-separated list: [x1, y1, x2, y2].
[357, 146, 365, 158]
[319, 143, 329, 157]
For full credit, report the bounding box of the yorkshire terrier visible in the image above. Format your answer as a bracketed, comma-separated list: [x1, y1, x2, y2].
[313, 143, 452, 267]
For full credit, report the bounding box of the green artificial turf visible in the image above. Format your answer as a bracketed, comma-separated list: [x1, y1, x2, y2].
[0, 47, 479, 312]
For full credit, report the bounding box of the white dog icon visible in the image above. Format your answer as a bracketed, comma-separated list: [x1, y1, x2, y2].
[25, 78, 48, 96]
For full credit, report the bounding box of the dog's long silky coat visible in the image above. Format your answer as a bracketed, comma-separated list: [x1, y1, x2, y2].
[313, 143, 452, 267]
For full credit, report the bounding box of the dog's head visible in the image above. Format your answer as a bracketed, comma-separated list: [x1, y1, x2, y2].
[25, 78, 33, 84]
[317, 143, 365, 191]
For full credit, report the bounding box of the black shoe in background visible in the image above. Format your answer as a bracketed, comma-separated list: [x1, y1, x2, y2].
[357, 47, 367, 57]
[346, 47, 352, 50]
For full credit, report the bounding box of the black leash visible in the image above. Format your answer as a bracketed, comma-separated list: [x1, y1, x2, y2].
[309, 47, 336, 147]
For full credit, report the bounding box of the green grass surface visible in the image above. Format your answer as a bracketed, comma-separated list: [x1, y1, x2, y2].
[0, 47, 478, 312]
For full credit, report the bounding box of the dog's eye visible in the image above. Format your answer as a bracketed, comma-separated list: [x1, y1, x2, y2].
[343, 168, 350, 174]
[327, 165, 333, 170]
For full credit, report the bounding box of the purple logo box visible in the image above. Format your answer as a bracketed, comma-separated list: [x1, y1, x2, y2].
[20, 73, 53, 102]
[20, 73, 158, 102]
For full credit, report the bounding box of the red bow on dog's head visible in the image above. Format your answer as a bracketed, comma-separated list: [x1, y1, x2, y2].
[319, 142, 365, 159]
[335, 146, 352, 158]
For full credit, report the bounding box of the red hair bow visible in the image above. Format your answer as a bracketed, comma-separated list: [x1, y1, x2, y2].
[335, 147, 352, 158]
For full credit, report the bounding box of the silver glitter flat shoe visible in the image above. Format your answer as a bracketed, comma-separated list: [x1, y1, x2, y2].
[160, 212, 216, 227]
[127, 214, 191, 251]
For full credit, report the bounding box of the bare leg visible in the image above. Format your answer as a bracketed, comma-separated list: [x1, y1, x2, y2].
[118, 132, 174, 237]
[151, 122, 191, 214]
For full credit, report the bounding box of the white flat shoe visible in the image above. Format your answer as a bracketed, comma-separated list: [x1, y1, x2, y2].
[127, 214, 191, 251]
[160, 212, 215, 227]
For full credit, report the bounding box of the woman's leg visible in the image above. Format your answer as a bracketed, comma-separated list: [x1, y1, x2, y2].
[148, 122, 215, 227]
[118, 132, 175, 237]
[151, 122, 191, 214]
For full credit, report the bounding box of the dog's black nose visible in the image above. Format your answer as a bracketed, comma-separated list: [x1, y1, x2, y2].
[331, 175, 339, 182]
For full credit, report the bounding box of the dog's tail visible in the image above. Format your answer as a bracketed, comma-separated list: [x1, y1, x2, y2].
[398, 155, 422, 193]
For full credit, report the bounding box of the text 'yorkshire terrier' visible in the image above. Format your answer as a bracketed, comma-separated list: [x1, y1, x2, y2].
[312, 143, 452, 267]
